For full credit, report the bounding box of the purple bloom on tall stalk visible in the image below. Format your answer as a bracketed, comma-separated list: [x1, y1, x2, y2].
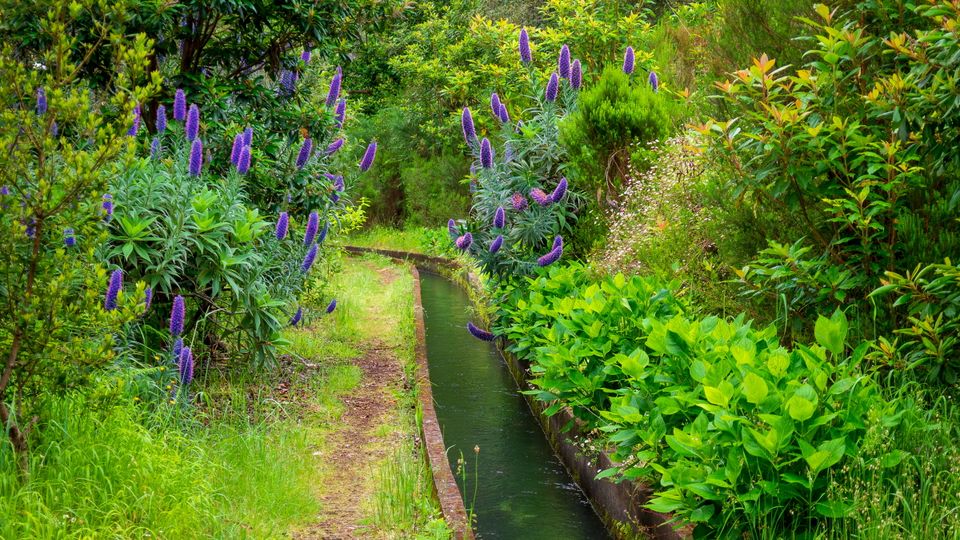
[301, 243, 318, 273]
[105, 269, 122, 311]
[325, 138, 344, 155]
[467, 322, 495, 341]
[498, 103, 510, 124]
[230, 134, 244, 166]
[558, 45, 571, 79]
[448, 218, 458, 237]
[493, 206, 505, 228]
[359, 141, 377, 172]
[333, 175, 344, 191]
[275, 211, 289, 240]
[461, 107, 476, 144]
[301, 49, 311, 64]
[236, 145, 251, 174]
[335, 99, 346, 128]
[156, 104, 167, 133]
[318, 221, 329, 244]
[511, 192, 528, 211]
[490, 93, 502, 118]
[537, 236, 564, 266]
[290, 307, 303, 326]
[455, 232, 473, 251]
[545, 72, 559, 102]
[242, 127, 253, 146]
[150, 137, 160, 158]
[326, 67, 342, 108]
[530, 188, 551, 206]
[279, 70, 297, 95]
[189, 138, 203, 176]
[489, 235, 503, 253]
[36, 88, 47, 115]
[480, 138, 494, 169]
[571, 60, 583, 90]
[550, 177, 568, 202]
[185, 104, 199, 142]
[64, 228, 75, 247]
[178, 346, 194, 386]
[649, 70, 659, 92]
[304, 211, 319, 245]
[128, 104, 141, 136]
[172, 338, 183, 358]
[173, 89, 186, 121]
[623, 46, 635, 75]
[144, 287, 153, 311]
[326, 299, 337, 314]
[296, 138, 313, 169]
[170, 295, 185, 336]
[102, 194, 114, 219]
[519, 28, 532, 63]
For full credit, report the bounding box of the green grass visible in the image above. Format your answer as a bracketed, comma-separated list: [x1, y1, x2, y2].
[346, 225, 453, 257]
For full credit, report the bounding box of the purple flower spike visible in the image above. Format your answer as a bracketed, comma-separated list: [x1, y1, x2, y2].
[104, 269, 122, 311]
[491, 93, 502, 119]
[455, 232, 473, 251]
[279, 70, 297, 95]
[102, 193, 114, 219]
[156, 104, 167, 133]
[51, 122, 58, 136]
[550, 177, 568, 202]
[461, 107, 476, 144]
[318, 221, 329, 243]
[172, 338, 183, 358]
[623, 46, 635, 75]
[173, 89, 186, 121]
[359, 141, 377, 172]
[64, 228, 76, 247]
[489, 235, 503, 254]
[325, 138, 344, 155]
[185, 104, 199, 142]
[335, 99, 346, 128]
[304, 211, 320, 245]
[571, 60, 582, 90]
[530, 188, 551, 206]
[545, 72, 559, 102]
[467, 322, 495, 341]
[493, 206, 505, 228]
[170, 295, 185, 336]
[230, 134, 244, 166]
[144, 286, 153, 311]
[290, 307, 303, 326]
[128, 104, 141, 136]
[480, 138, 494, 169]
[498, 103, 510, 123]
[326, 67, 342, 108]
[649, 70, 659, 92]
[178, 346, 194, 387]
[0, 186, 8, 196]
[236, 145, 251, 175]
[36, 88, 47, 115]
[188, 138, 203, 176]
[242, 127, 253, 146]
[301, 243, 318, 273]
[296, 138, 313, 169]
[511, 192, 528, 211]
[537, 236, 564, 266]
[448, 218, 458, 237]
[275, 211, 289, 240]
[326, 299, 337, 314]
[519, 28, 532, 63]
[558, 45, 571, 79]
[150, 137, 160, 157]
[301, 49, 311, 64]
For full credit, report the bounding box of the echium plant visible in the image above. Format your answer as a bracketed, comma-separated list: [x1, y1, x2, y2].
[0, 2, 157, 462]
[449, 30, 582, 283]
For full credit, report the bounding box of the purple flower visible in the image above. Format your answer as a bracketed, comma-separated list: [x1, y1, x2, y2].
[104, 269, 122, 311]
[102, 193, 114, 219]
[537, 236, 563, 266]
[623, 46, 635, 75]
[335, 99, 346, 128]
[325, 173, 344, 191]
[545, 72, 559, 102]
[571, 60, 582, 90]
[51, 122, 58, 136]
[301, 49, 311, 64]
[150, 137, 161, 158]
[178, 346, 194, 386]
[519, 28, 532, 63]
[649, 70, 659, 92]
[36, 88, 47, 115]
[296, 138, 313, 169]
[498, 104, 510, 124]
[230, 134, 243, 166]
[172, 337, 183, 358]
[550, 177, 568, 202]
[480, 138, 494, 168]
[242, 127, 253, 146]
[156, 104, 167, 133]
[325, 138, 344, 155]
[359, 141, 377, 172]
[448, 218, 458, 237]
[236, 145, 251, 174]
[489, 235, 503, 254]
[0, 186, 7, 196]
[491, 93, 502, 118]
[511, 192, 528, 211]
[290, 307, 303, 326]
[301, 243, 318, 272]
[493, 206, 505, 228]
[275, 211, 289, 240]
[127, 104, 141, 137]
[461, 107, 476, 144]
[318, 221, 329, 244]
[530, 188, 551, 206]
[467, 322, 495, 341]
[170, 295, 185, 336]
[304, 211, 319, 245]
[455, 232, 473, 251]
[64, 228, 75, 247]
[173, 89, 186, 121]
[279, 70, 297, 95]
[558, 45, 571, 79]
[144, 286, 153, 311]
[188, 138, 203, 176]
[326, 299, 337, 314]
[326, 67, 342, 108]
[185, 104, 199, 142]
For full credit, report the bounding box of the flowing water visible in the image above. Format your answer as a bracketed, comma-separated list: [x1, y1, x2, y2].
[419, 271, 611, 539]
